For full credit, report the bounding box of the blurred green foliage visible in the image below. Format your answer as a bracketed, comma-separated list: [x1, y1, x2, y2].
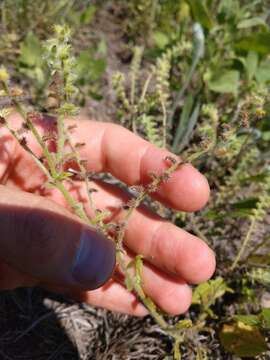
[0, 0, 107, 105]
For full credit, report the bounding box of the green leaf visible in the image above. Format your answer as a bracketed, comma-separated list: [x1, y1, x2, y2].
[172, 97, 201, 153]
[234, 315, 260, 326]
[255, 60, 270, 84]
[220, 322, 267, 357]
[153, 31, 170, 49]
[245, 51, 258, 82]
[235, 309, 270, 330]
[241, 171, 270, 184]
[205, 209, 251, 220]
[175, 319, 192, 330]
[236, 32, 270, 55]
[262, 131, 270, 141]
[185, 0, 213, 29]
[261, 308, 270, 329]
[192, 277, 232, 308]
[231, 197, 259, 210]
[19, 32, 44, 68]
[237, 17, 267, 29]
[80, 5, 96, 25]
[208, 70, 240, 95]
[76, 50, 106, 83]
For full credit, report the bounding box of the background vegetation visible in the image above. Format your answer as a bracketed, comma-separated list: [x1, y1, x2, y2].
[0, 0, 270, 359]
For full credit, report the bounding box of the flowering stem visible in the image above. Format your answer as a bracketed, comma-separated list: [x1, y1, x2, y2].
[55, 180, 90, 224]
[1, 81, 57, 178]
[56, 114, 66, 163]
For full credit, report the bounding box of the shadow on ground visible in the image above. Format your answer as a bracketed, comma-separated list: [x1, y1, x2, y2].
[0, 288, 169, 360]
[0, 288, 80, 360]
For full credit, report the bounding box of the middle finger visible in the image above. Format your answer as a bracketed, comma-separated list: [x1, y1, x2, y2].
[46, 179, 216, 285]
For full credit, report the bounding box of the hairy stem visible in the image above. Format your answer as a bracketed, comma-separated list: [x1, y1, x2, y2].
[56, 114, 66, 163]
[1, 81, 57, 177]
[231, 217, 257, 271]
[55, 180, 90, 224]
[65, 132, 98, 222]
[161, 100, 167, 148]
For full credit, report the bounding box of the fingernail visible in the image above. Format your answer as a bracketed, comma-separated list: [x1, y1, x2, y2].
[72, 227, 115, 290]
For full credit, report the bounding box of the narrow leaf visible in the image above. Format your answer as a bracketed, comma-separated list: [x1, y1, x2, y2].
[186, 0, 213, 29]
[236, 32, 270, 55]
[208, 70, 240, 95]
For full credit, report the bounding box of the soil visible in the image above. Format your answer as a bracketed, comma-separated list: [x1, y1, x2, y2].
[0, 288, 170, 360]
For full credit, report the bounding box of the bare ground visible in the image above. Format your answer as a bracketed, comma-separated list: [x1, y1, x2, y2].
[0, 288, 170, 360]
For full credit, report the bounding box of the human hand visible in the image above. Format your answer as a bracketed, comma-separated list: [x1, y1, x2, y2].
[0, 113, 215, 316]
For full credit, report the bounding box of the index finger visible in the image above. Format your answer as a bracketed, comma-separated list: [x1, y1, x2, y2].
[70, 118, 210, 212]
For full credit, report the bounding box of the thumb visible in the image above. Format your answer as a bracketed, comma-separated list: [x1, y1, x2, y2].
[0, 185, 115, 290]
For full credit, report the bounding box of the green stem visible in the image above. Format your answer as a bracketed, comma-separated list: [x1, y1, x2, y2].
[1, 82, 57, 178]
[116, 252, 169, 329]
[139, 73, 153, 104]
[3, 118, 51, 180]
[66, 133, 98, 221]
[161, 100, 167, 148]
[231, 217, 257, 271]
[56, 114, 66, 163]
[55, 180, 90, 225]
[115, 160, 188, 347]
[189, 213, 209, 244]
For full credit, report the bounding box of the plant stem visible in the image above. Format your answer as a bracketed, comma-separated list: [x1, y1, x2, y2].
[189, 213, 209, 244]
[3, 117, 51, 179]
[66, 132, 98, 221]
[116, 252, 169, 329]
[56, 114, 66, 163]
[1, 81, 57, 178]
[161, 100, 167, 148]
[139, 73, 153, 104]
[231, 217, 257, 271]
[55, 180, 90, 224]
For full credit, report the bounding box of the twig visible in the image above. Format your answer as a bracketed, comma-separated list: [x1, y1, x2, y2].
[231, 217, 257, 271]
[14, 311, 54, 342]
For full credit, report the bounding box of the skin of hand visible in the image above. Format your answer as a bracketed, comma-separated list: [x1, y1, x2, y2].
[0, 113, 215, 317]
